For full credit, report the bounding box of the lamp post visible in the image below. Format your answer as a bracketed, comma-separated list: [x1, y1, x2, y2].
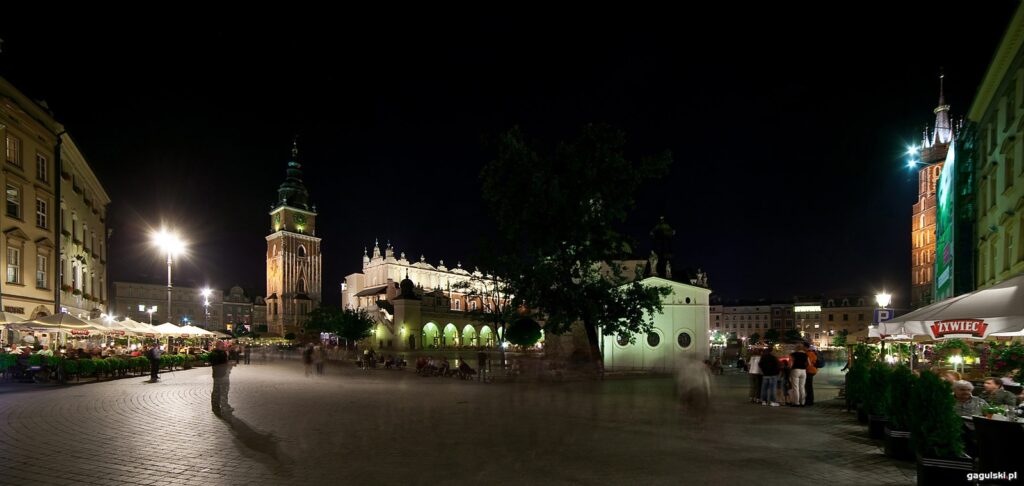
[152, 229, 184, 324]
[201, 288, 212, 329]
[875, 291, 892, 355]
[140, 304, 157, 325]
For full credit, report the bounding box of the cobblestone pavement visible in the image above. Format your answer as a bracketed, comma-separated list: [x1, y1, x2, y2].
[0, 361, 914, 485]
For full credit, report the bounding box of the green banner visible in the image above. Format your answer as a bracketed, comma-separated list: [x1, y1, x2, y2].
[934, 139, 956, 301]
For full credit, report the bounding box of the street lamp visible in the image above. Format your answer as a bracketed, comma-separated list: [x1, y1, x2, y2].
[139, 304, 158, 325]
[875, 292, 892, 309]
[201, 287, 212, 329]
[152, 229, 185, 323]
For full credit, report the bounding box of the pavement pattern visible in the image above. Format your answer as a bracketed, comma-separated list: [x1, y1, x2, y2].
[0, 360, 915, 485]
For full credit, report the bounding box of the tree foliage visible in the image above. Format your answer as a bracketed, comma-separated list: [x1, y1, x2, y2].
[506, 317, 542, 347]
[479, 124, 673, 358]
[763, 328, 780, 344]
[306, 306, 375, 344]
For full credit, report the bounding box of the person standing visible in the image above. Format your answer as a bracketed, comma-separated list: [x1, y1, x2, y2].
[314, 344, 325, 376]
[243, 344, 251, 365]
[790, 342, 809, 407]
[747, 348, 763, 404]
[148, 344, 162, 382]
[303, 344, 314, 377]
[759, 348, 781, 407]
[805, 343, 819, 406]
[210, 342, 233, 416]
[477, 350, 487, 382]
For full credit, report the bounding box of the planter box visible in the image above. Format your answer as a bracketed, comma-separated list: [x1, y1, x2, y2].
[868, 415, 889, 439]
[916, 454, 973, 486]
[883, 426, 913, 461]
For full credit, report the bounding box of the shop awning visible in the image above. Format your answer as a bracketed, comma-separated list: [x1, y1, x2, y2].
[880, 273, 1024, 340]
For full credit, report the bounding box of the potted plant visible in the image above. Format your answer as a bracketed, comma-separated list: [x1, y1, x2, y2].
[866, 362, 892, 439]
[909, 371, 972, 485]
[72, 289, 82, 296]
[991, 342, 1024, 383]
[980, 405, 1007, 420]
[884, 365, 916, 460]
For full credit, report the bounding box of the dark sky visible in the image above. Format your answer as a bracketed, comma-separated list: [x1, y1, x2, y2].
[0, 5, 1018, 307]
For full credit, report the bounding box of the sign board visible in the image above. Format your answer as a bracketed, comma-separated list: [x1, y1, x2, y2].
[930, 319, 988, 339]
[873, 309, 894, 323]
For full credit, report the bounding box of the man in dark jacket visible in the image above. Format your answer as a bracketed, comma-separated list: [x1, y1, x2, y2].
[148, 344, 162, 382]
[758, 349, 781, 406]
[210, 342, 233, 416]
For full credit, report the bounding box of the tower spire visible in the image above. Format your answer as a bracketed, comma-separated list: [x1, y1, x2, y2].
[932, 68, 952, 145]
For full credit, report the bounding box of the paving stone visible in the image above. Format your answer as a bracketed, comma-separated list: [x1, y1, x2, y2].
[0, 361, 914, 484]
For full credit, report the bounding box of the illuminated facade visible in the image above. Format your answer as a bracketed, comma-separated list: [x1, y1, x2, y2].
[911, 74, 956, 309]
[1, 76, 60, 321]
[265, 141, 322, 337]
[601, 277, 710, 372]
[59, 134, 110, 319]
[972, 6, 1024, 290]
[1, 75, 109, 323]
[342, 242, 501, 350]
[821, 296, 873, 345]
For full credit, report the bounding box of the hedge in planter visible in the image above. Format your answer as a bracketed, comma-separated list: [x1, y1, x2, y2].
[77, 359, 96, 379]
[908, 371, 971, 485]
[883, 365, 916, 460]
[865, 362, 892, 439]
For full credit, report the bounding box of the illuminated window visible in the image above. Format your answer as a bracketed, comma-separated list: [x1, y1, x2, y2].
[6, 248, 20, 284]
[5, 135, 21, 167]
[6, 185, 20, 219]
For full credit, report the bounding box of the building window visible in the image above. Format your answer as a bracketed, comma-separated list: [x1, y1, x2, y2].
[1005, 147, 1015, 192]
[298, 245, 306, 258]
[616, 334, 629, 347]
[1006, 229, 1015, 272]
[7, 248, 20, 284]
[646, 331, 661, 348]
[676, 332, 693, 349]
[6, 185, 21, 219]
[989, 175, 997, 209]
[828, 314, 834, 322]
[36, 254, 47, 289]
[991, 240, 998, 280]
[36, 153, 48, 182]
[35, 199, 47, 229]
[5, 135, 21, 167]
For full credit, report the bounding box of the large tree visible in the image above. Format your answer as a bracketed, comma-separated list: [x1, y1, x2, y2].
[479, 124, 673, 360]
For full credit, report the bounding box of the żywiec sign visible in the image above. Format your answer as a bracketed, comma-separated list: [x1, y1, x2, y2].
[69, 329, 91, 336]
[931, 319, 988, 338]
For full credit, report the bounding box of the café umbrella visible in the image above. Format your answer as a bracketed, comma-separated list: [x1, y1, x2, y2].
[880, 273, 1024, 340]
[0, 312, 25, 347]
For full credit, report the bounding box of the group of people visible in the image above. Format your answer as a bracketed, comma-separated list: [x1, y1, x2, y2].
[746, 342, 823, 407]
[944, 370, 1023, 417]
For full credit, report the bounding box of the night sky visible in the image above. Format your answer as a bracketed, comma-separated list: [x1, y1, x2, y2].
[0, 6, 1018, 307]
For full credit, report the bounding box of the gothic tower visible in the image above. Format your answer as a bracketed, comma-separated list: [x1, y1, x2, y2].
[266, 139, 322, 336]
[911, 72, 957, 309]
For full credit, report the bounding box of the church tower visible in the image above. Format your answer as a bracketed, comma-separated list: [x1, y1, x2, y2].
[910, 72, 958, 309]
[266, 139, 322, 337]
